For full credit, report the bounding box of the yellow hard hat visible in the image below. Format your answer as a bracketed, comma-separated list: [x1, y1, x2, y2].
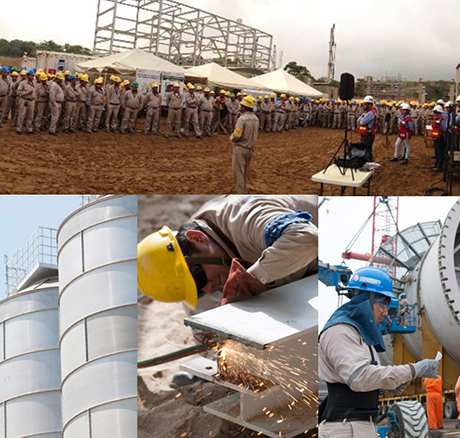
[225, 91, 231, 97]
[123, 79, 130, 86]
[39, 73, 48, 81]
[264, 95, 269, 99]
[241, 95, 256, 109]
[270, 93, 276, 98]
[37, 68, 44, 73]
[289, 96, 294, 102]
[11, 71, 19, 77]
[95, 77, 104, 84]
[295, 97, 300, 102]
[196, 85, 203, 91]
[113, 76, 121, 83]
[204, 87, 210, 93]
[20, 69, 27, 75]
[220, 89, 226, 94]
[257, 96, 263, 102]
[109, 75, 116, 81]
[64, 70, 71, 76]
[151, 82, 159, 88]
[236, 92, 242, 97]
[281, 93, 287, 98]
[138, 226, 198, 309]
[188, 83, 195, 90]
[55, 72, 65, 80]
[35, 70, 41, 76]
[80, 74, 89, 82]
[173, 82, 180, 88]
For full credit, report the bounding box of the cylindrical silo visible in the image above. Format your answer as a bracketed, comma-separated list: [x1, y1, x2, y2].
[57, 195, 137, 438]
[0, 278, 62, 438]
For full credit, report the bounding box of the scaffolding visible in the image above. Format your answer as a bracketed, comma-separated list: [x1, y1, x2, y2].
[4, 227, 58, 297]
[93, 0, 273, 70]
[365, 75, 407, 101]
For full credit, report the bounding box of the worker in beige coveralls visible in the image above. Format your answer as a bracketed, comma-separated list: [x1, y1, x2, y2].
[230, 95, 259, 194]
[319, 266, 439, 438]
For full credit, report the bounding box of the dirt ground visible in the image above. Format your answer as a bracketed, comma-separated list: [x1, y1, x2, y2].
[0, 118, 452, 195]
[137, 195, 318, 438]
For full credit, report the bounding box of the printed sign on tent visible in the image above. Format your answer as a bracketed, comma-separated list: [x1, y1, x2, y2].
[136, 69, 162, 96]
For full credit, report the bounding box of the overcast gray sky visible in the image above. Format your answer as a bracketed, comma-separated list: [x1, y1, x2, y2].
[318, 196, 458, 329]
[1, 0, 459, 81]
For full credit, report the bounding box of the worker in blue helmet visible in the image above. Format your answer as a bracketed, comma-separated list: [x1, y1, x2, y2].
[318, 266, 439, 438]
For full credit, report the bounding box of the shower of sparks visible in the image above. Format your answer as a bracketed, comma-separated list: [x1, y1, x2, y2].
[215, 339, 318, 412]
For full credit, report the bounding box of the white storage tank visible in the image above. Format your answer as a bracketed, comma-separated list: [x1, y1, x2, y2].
[57, 195, 137, 438]
[0, 278, 61, 438]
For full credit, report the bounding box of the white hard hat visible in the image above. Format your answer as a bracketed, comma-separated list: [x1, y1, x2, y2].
[363, 95, 374, 104]
[456, 95, 460, 103]
[445, 101, 454, 107]
[433, 105, 443, 112]
[400, 103, 410, 110]
[436, 99, 445, 105]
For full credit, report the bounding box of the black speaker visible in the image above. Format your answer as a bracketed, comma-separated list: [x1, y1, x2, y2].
[339, 73, 355, 100]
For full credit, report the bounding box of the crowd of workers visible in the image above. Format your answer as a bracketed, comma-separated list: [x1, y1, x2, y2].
[1, 66, 457, 140]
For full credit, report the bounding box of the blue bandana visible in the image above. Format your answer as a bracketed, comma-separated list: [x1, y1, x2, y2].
[320, 291, 386, 352]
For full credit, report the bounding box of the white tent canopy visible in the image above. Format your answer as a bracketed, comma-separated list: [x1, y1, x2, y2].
[186, 62, 264, 90]
[251, 69, 323, 98]
[76, 48, 191, 76]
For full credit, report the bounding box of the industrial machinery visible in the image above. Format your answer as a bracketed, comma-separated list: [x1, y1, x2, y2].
[1, 195, 137, 438]
[180, 276, 318, 438]
[320, 196, 460, 436]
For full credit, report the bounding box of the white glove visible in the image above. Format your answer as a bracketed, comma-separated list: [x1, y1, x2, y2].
[411, 359, 439, 379]
[391, 381, 410, 395]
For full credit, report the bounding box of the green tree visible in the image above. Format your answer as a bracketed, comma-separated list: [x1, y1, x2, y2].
[284, 61, 314, 82]
[37, 40, 63, 52]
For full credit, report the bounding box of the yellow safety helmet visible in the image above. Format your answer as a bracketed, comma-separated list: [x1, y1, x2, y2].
[39, 73, 48, 81]
[64, 70, 71, 76]
[109, 75, 116, 81]
[37, 68, 44, 73]
[173, 82, 180, 88]
[240, 95, 256, 109]
[151, 82, 159, 88]
[113, 76, 121, 83]
[123, 79, 130, 86]
[11, 71, 19, 77]
[280, 93, 287, 98]
[196, 85, 203, 91]
[264, 95, 269, 99]
[20, 69, 27, 76]
[225, 90, 231, 97]
[295, 97, 300, 102]
[204, 87, 210, 93]
[270, 93, 276, 98]
[188, 83, 195, 90]
[289, 96, 294, 102]
[35, 70, 41, 76]
[55, 72, 65, 80]
[236, 92, 242, 97]
[80, 74, 89, 82]
[257, 96, 263, 102]
[137, 226, 198, 309]
[220, 89, 226, 94]
[94, 77, 104, 84]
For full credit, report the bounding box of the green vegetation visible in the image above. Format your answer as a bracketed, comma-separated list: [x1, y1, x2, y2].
[0, 39, 92, 57]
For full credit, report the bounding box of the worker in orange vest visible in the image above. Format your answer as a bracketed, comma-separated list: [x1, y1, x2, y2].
[455, 375, 460, 429]
[424, 375, 443, 430]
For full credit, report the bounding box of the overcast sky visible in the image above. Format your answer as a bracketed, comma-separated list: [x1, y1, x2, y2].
[318, 196, 458, 329]
[1, 0, 459, 81]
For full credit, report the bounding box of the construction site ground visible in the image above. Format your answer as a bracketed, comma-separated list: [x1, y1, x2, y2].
[1, 120, 456, 195]
[137, 195, 318, 438]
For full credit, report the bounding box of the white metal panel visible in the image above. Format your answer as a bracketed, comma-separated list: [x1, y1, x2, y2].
[0, 350, 61, 403]
[58, 234, 82, 294]
[6, 391, 61, 438]
[60, 321, 86, 381]
[185, 276, 318, 349]
[5, 310, 59, 359]
[59, 261, 137, 335]
[90, 399, 137, 438]
[0, 323, 3, 361]
[87, 306, 137, 362]
[57, 196, 137, 248]
[63, 411, 89, 438]
[83, 217, 136, 272]
[61, 351, 136, 427]
[0, 403, 4, 438]
[0, 288, 58, 323]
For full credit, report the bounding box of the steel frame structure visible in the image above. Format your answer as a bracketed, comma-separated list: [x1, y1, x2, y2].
[93, 0, 273, 70]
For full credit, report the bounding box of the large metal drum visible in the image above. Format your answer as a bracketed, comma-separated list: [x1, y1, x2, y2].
[0, 279, 61, 438]
[57, 195, 137, 438]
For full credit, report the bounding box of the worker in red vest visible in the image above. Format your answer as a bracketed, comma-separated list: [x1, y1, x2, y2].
[390, 103, 414, 164]
[424, 375, 443, 430]
[432, 105, 447, 172]
[357, 95, 377, 161]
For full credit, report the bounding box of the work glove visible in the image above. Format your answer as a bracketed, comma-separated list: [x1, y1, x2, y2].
[221, 259, 267, 306]
[390, 381, 411, 395]
[411, 359, 439, 379]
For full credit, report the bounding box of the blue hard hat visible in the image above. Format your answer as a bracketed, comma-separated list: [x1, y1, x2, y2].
[69, 75, 76, 80]
[348, 267, 396, 299]
[1, 66, 9, 73]
[27, 69, 35, 75]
